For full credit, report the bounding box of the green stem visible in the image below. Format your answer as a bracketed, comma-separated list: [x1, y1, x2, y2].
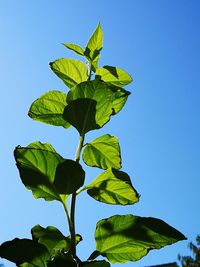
[62, 200, 73, 235]
[87, 61, 92, 81]
[70, 134, 85, 257]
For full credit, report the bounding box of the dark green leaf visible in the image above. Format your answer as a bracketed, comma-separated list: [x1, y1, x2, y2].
[49, 58, 87, 89]
[63, 43, 85, 56]
[95, 214, 186, 263]
[82, 134, 121, 170]
[28, 90, 70, 128]
[14, 142, 67, 202]
[54, 159, 85, 194]
[96, 66, 132, 87]
[86, 169, 139, 205]
[0, 238, 50, 267]
[64, 80, 114, 134]
[47, 252, 77, 267]
[31, 225, 69, 256]
[64, 98, 100, 135]
[82, 260, 110, 267]
[85, 23, 103, 63]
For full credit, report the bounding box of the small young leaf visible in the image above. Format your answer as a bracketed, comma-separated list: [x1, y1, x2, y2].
[28, 90, 70, 128]
[86, 169, 139, 205]
[95, 214, 186, 263]
[82, 134, 121, 170]
[63, 43, 85, 56]
[49, 58, 87, 89]
[96, 66, 132, 87]
[54, 159, 85, 194]
[14, 142, 68, 202]
[85, 23, 103, 62]
[0, 238, 50, 267]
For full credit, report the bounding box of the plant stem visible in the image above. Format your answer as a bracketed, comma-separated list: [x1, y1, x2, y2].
[70, 134, 85, 257]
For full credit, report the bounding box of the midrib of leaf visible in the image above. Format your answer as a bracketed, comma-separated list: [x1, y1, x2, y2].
[81, 101, 95, 135]
[70, 60, 86, 81]
[89, 179, 134, 200]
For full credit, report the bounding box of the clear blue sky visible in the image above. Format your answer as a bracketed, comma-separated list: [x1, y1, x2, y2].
[0, 1, 199, 266]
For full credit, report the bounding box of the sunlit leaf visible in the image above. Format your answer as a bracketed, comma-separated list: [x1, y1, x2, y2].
[85, 23, 103, 62]
[49, 58, 87, 89]
[86, 169, 139, 205]
[82, 134, 121, 170]
[64, 80, 114, 134]
[14, 142, 65, 202]
[110, 86, 130, 115]
[95, 214, 186, 263]
[0, 238, 49, 267]
[63, 43, 85, 56]
[28, 90, 70, 128]
[96, 66, 132, 87]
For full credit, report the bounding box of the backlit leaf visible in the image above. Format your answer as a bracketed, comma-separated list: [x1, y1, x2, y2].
[14, 142, 66, 202]
[82, 134, 121, 169]
[63, 43, 84, 56]
[28, 90, 70, 128]
[86, 169, 139, 205]
[0, 238, 50, 267]
[64, 80, 114, 134]
[110, 86, 130, 115]
[96, 66, 132, 87]
[85, 23, 103, 62]
[49, 58, 87, 89]
[95, 214, 186, 263]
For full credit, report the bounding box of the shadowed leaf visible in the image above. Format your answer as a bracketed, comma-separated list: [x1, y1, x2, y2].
[86, 169, 139, 205]
[95, 214, 186, 263]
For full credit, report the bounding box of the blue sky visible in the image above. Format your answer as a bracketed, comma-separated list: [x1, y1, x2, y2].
[0, 0, 200, 266]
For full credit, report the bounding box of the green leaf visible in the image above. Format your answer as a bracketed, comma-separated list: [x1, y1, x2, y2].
[14, 142, 66, 202]
[31, 225, 70, 256]
[47, 252, 77, 267]
[110, 86, 130, 115]
[49, 58, 87, 89]
[64, 98, 100, 135]
[64, 80, 114, 134]
[95, 214, 186, 263]
[0, 238, 50, 267]
[86, 169, 139, 205]
[85, 23, 103, 62]
[82, 134, 121, 170]
[54, 159, 85, 194]
[63, 43, 85, 56]
[28, 90, 70, 128]
[82, 260, 110, 267]
[96, 66, 132, 87]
